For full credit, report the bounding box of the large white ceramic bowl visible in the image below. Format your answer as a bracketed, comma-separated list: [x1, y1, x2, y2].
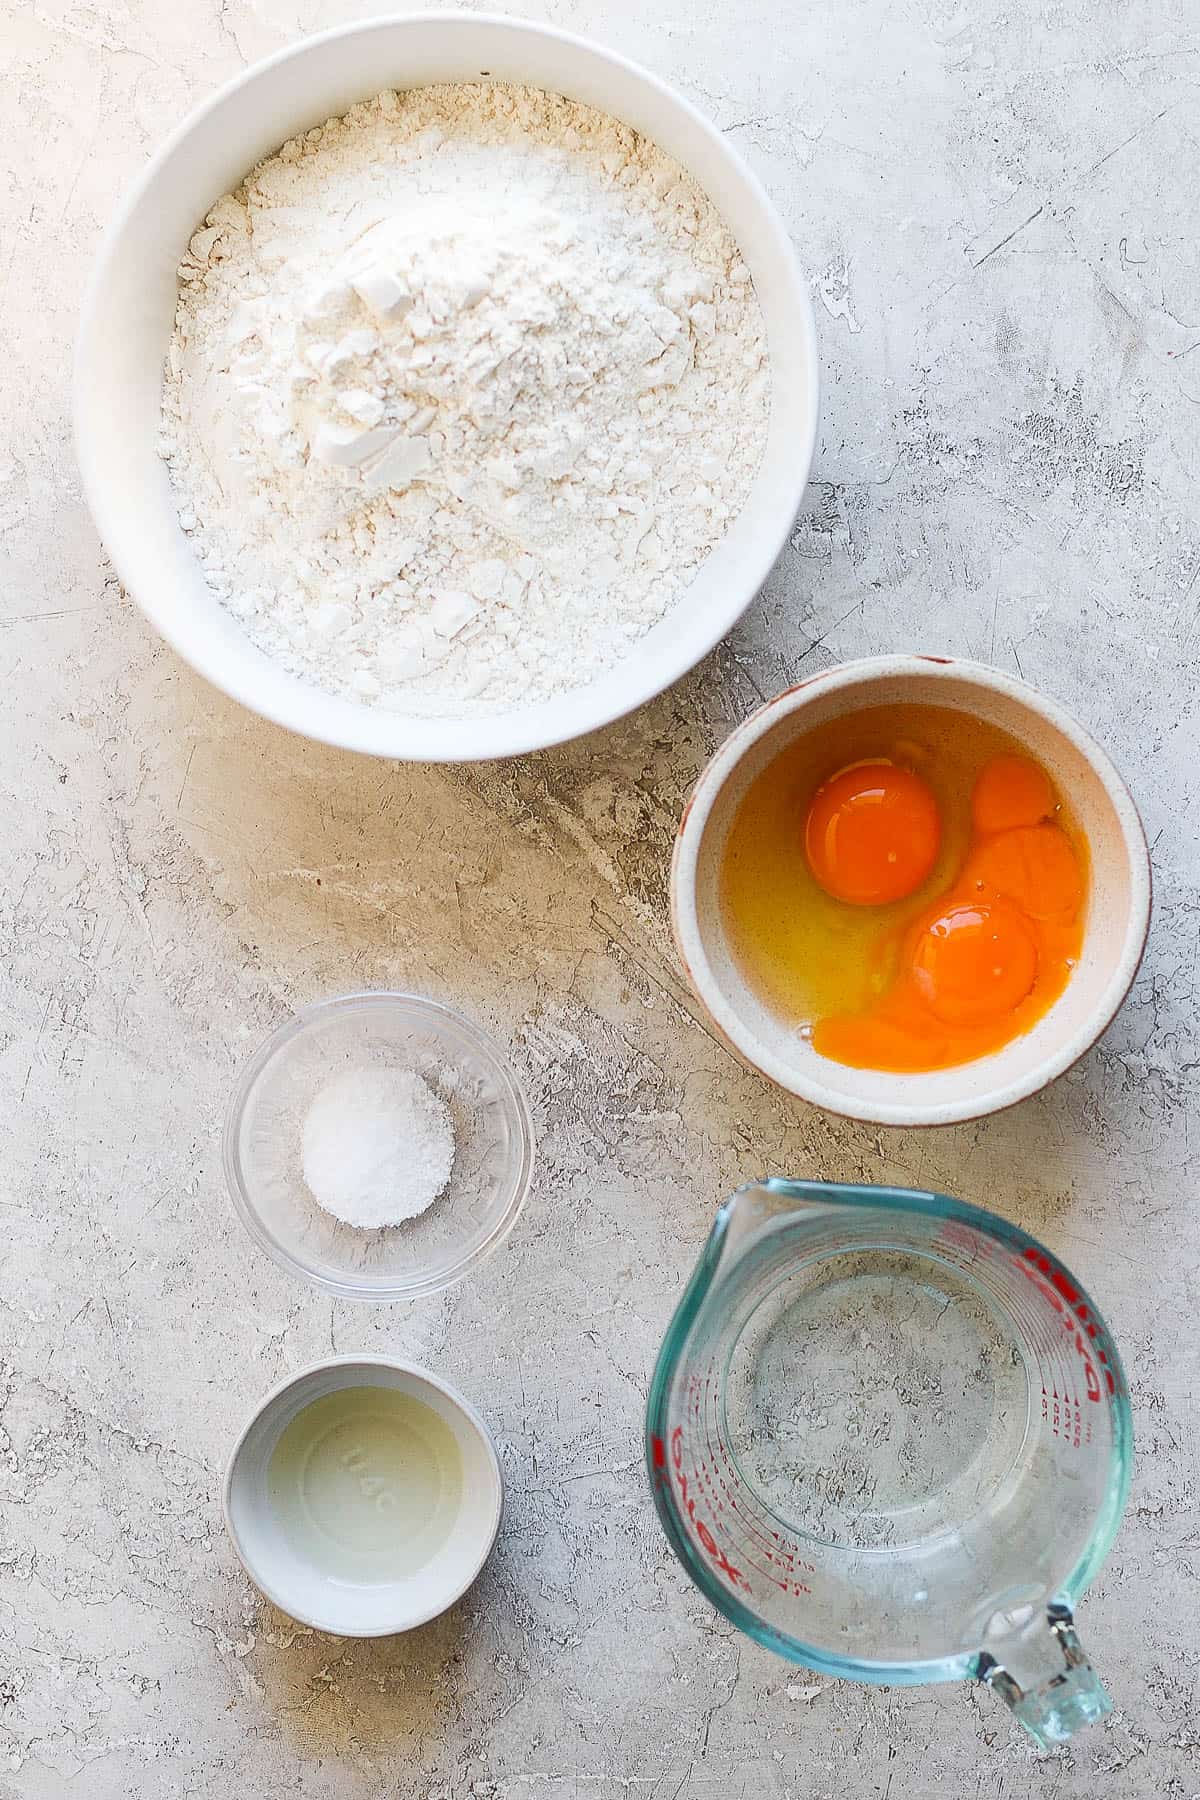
[671, 656, 1152, 1127]
[75, 12, 818, 761]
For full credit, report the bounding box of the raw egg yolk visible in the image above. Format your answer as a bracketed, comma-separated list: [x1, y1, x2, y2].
[807, 751, 1086, 1072]
[805, 763, 941, 906]
[969, 822, 1083, 921]
[910, 900, 1038, 1025]
[972, 754, 1055, 834]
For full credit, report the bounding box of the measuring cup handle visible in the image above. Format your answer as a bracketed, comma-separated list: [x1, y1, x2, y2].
[978, 1605, 1112, 1748]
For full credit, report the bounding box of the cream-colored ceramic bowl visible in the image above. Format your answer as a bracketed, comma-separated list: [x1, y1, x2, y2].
[223, 1356, 502, 1636]
[74, 12, 818, 761]
[671, 656, 1151, 1127]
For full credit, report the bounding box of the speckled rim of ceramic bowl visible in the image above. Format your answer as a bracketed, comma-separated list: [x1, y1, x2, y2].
[73, 10, 820, 762]
[222, 1354, 503, 1636]
[670, 654, 1153, 1128]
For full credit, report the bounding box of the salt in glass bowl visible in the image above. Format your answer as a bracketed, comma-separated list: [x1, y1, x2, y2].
[224, 992, 534, 1299]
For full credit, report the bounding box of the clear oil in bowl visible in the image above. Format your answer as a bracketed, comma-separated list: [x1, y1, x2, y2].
[268, 1385, 463, 1583]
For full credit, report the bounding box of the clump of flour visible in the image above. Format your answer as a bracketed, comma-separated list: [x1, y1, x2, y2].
[160, 82, 768, 715]
[301, 1067, 455, 1229]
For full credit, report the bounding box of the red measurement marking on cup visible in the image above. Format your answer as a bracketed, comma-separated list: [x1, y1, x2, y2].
[699, 1409, 811, 1574]
[667, 1427, 750, 1591]
[688, 1415, 793, 1569]
[1018, 1248, 1114, 1397]
[934, 1220, 996, 1264]
[1041, 1387, 1088, 1449]
[664, 1427, 814, 1597]
[669, 1372, 817, 1597]
[688, 1375, 817, 1576]
[673, 1377, 817, 1595]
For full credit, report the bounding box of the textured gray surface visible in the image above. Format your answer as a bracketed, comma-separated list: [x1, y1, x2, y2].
[2, 0, 1198, 1793]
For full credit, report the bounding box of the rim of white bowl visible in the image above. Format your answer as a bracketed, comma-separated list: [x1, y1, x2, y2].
[222, 1354, 504, 1635]
[222, 991, 536, 1300]
[671, 654, 1153, 1127]
[73, 10, 820, 762]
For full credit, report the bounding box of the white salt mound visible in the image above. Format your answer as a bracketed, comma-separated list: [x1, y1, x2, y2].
[301, 1066, 455, 1229]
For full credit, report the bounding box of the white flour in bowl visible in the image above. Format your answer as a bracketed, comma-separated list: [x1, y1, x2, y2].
[160, 83, 768, 715]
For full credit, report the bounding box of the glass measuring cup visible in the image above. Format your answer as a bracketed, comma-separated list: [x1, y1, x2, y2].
[646, 1181, 1132, 1747]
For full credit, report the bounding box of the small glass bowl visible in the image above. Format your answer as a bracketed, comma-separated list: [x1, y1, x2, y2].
[223, 993, 535, 1301]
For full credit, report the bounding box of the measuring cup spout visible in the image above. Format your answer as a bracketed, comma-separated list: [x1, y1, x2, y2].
[717, 1180, 798, 1260]
[715, 1179, 863, 1269]
[977, 1604, 1112, 1748]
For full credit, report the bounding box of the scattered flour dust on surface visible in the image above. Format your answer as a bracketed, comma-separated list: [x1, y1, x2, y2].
[160, 82, 769, 716]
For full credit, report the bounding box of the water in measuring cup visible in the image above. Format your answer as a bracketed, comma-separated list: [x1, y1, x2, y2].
[724, 1248, 1033, 1553]
[268, 1386, 463, 1583]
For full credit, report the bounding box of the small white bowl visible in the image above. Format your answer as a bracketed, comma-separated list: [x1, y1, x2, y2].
[671, 655, 1151, 1127]
[223, 1356, 503, 1636]
[74, 11, 818, 761]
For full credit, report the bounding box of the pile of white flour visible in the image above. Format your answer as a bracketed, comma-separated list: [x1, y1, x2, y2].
[160, 83, 768, 714]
